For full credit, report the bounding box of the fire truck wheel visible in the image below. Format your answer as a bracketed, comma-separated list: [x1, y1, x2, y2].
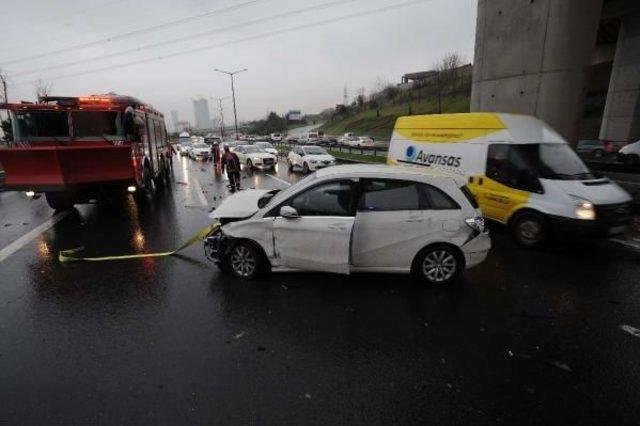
[45, 192, 75, 211]
[153, 160, 167, 189]
[134, 166, 154, 202]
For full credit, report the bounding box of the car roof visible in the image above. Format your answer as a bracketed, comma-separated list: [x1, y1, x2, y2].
[314, 164, 466, 185]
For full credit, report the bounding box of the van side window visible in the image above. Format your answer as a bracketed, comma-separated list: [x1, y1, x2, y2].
[486, 144, 542, 193]
[358, 179, 421, 211]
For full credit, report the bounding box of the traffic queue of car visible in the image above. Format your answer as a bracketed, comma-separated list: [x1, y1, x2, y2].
[203, 112, 635, 286]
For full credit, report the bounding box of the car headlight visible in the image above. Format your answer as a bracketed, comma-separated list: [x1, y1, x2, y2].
[465, 216, 486, 232]
[310, 160, 318, 164]
[253, 157, 261, 162]
[570, 195, 595, 220]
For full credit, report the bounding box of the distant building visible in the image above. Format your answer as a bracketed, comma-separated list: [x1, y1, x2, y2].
[176, 121, 191, 133]
[170, 110, 179, 132]
[400, 63, 473, 89]
[286, 110, 302, 121]
[193, 98, 212, 130]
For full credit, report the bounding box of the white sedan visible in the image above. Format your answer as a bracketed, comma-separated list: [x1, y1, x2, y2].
[255, 141, 278, 156]
[234, 145, 277, 170]
[287, 145, 336, 173]
[178, 142, 192, 156]
[204, 164, 490, 284]
[346, 136, 375, 148]
[189, 142, 211, 161]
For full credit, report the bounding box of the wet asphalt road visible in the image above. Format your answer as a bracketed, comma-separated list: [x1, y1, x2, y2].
[1, 155, 640, 425]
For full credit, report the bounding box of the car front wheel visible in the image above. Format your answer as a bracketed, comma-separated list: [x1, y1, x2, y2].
[413, 245, 462, 285]
[302, 162, 309, 174]
[225, 242, 265, 279]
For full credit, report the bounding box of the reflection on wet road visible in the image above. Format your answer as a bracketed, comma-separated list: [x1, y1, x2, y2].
[1, 155, 640, 424]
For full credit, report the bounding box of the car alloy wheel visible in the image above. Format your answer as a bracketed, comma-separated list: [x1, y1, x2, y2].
[422, 250, 457, 283]
[230, 245, 256, 278]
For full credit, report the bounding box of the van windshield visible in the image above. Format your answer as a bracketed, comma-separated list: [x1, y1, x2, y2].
[518, 143, 597, 180]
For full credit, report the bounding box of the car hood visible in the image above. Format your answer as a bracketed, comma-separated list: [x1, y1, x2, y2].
[620, 141, 640, 154]
[545, 179, 632, 204]
[305, 154, 334, 161]
[248, 152, 275, 159]
[193, 148, 209, 153]
[209, 189, 270, 219]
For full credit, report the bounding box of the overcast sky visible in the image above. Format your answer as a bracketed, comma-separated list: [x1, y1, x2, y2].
[0, 0, 477, 126]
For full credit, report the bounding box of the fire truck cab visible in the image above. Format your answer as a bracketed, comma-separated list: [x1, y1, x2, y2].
[0, 93, 172, 210]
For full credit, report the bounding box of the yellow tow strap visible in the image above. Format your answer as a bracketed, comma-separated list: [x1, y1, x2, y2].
[58, 222, 220, 263]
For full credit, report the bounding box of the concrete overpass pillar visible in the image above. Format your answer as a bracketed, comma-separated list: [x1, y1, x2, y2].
[599, 14, 640, 142]
[471, 0, 603, 143]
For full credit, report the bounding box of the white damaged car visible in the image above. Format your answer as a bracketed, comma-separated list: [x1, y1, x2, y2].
[234, 145, 277, 170]
[204, 164, 490, 285]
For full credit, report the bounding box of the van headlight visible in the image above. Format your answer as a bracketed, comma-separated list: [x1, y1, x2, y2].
[570, 195, 595, 220]
[465, 216, 486, 233]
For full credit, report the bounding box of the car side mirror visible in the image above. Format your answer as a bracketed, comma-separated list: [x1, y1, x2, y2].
[280, 206, 299, 219]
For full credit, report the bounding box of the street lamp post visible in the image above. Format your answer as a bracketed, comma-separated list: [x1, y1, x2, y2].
[211, 96, 228, 138]
[214, 68, 247, 140]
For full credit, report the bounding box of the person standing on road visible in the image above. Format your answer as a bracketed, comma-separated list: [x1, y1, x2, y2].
[221, 144, 241, 192]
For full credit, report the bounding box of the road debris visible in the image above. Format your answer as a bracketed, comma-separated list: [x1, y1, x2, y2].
[620, 324, 640, 339]
[509, 352, 572, 373]
[234, 332, 245, 340]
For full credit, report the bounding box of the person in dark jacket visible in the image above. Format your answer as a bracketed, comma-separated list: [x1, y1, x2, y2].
[221, 144, 241, 192]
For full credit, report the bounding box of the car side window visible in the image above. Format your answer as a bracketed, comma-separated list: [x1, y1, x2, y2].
[286, 180, 356, 217]
[358, 179, 421, 211]
[418, 184, 460, 210]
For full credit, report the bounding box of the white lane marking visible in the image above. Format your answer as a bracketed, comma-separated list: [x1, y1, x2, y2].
[609, 238, 640, 252]
[265, 174, 292, 187]
[192, 178, 209, 206]
[0, 211, 70, 263]
[620, 324, 640, 339]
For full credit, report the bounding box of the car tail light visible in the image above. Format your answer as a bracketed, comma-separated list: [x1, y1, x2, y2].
[465, 216, 486, 233]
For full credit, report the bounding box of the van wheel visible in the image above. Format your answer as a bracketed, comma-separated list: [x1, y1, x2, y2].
[302, 162, 309, 174]
[45, 191, 75, 210]
[412, 244, 462, 285]
[512, 212, 548, 248]
[224, 241, 266, 280]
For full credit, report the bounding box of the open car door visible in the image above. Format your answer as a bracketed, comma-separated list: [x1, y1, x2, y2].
[272, 179, 357, 274]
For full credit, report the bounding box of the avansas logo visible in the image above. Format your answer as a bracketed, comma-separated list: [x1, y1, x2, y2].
[405, 145, 461, 168]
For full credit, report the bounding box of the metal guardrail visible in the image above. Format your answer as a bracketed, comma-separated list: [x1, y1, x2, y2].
[274, 141, 389, 158]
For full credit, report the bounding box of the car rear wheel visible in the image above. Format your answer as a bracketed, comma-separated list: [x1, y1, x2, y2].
[413, 245, 462, 285]
[247, 160, 253, 170]
[225, 241, 266, 279]
[512, 211, 548, 248]
[45, 191, 75, 210]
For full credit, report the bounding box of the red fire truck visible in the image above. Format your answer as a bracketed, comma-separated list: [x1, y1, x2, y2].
[0, 93, 172, 209]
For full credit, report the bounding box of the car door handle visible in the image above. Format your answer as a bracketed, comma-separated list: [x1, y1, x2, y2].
[405, 216, 424, 223]
[328, 223, 347, 231]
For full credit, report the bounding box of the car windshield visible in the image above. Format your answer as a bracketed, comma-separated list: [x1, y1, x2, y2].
[244, 146, 264, 153]
[303, 147, 327, 155]
[193, 143, 208, 149]
[256, 142, 274, 149]
[517, 143, 596, 180]
[11, 110, 70, 141]
[72, 111, 124, 140]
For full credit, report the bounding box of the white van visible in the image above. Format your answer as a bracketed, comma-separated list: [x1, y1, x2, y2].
[387, 113, 633, 247]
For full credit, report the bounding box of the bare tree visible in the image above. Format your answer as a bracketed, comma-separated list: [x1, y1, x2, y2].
[34, 79, 53, 102]
[355, 87, 366, 111]
[434, 52, 465, 88]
